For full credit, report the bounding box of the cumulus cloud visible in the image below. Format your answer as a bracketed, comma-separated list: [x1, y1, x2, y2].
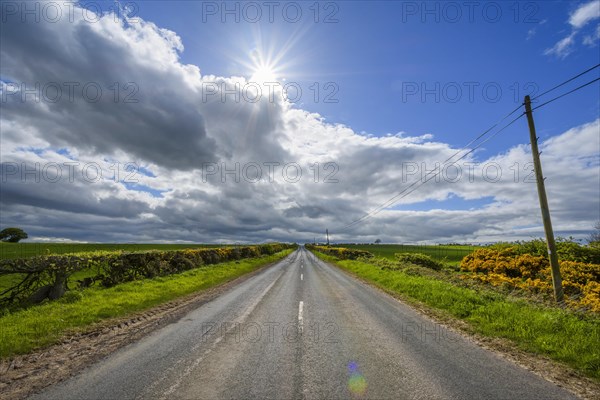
[545, 0, 600, 58]
[1, 1, 599, 244]
[0, 4, 218, 170]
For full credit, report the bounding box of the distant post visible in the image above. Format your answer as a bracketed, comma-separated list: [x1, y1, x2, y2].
[326, 229, 330, 246]
[524, 95, 564, 303]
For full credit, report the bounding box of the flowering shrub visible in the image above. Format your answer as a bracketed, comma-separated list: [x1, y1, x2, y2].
[460, 247, 600, 313]
[579, 282, 600, 313]
[488, 238, 600, 264]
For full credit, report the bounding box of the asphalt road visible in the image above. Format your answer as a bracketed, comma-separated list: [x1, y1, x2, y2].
[32, 247, 578, 399]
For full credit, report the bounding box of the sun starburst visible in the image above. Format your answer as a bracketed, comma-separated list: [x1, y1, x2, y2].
[250, 63, 277, 83]
[248, 49, 279, 83]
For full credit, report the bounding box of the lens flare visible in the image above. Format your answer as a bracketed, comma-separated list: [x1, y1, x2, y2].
[347, 361, 367, 396]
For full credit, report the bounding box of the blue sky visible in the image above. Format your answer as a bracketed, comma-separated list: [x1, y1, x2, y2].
[111, 1, 600, 154]
[1, 1, 599, 243]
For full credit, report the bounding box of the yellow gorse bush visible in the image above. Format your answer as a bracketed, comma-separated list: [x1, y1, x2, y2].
[579, 282, 600, 313]
[460, 248, 600, 313]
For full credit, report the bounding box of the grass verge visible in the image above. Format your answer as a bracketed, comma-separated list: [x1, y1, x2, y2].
[0, 250, 293, 358]
[314, 252, 600, 380]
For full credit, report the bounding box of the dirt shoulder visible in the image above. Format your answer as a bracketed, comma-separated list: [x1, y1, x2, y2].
[0, 258, 283, 400]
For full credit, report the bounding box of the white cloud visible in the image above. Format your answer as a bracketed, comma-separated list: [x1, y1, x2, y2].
[546, 1, 600, 58]
[544, 32, 576, 58]
[583, 24, 600, 45]
[526, 19, 547, 41]
[569, 0, 600, 29]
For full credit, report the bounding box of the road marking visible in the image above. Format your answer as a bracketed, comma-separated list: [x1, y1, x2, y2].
[298, 301, 304, 334]
[301, 273, 303, 281]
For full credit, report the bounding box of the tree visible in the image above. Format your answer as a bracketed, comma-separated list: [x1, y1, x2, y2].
[0, 227, 28, 243]
[374, 239, 382, 244]
[589, 221, 600, 247]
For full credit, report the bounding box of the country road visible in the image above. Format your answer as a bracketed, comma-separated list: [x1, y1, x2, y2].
[32, 247, 578, 400]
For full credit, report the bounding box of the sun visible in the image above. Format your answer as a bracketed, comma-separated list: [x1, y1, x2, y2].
[227, 26, 308, 88]
[247, 47, 281, 84]
[250, 63, 277, 83]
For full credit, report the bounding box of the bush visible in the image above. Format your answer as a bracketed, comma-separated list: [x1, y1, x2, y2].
[60, 290, 84, 304]
[306, 245, 373, 260]
[488, 238, 600, 264]
[395, 253, 444, 271]
[460, 247, 600, 313]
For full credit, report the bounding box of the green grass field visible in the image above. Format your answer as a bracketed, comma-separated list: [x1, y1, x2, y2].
[0, 242, 232, 260]
[339, 244, 477, 265]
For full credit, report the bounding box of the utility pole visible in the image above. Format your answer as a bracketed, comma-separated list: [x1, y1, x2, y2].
[524, 95, 564, 303]
[326, 229, 330, 246]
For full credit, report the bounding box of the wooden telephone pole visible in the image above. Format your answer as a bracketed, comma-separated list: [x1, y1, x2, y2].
[524, 95, 564, 303]
[326, 229, 330, 246]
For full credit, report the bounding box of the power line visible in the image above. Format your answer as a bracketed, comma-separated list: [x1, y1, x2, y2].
[393, 113, 525, 207]
[532, 63, 599, 101]
[339, 65, 600, 232]
[340, 111, 525, 231]
[443, 104, 522, 164]
[532, 77, 600, 112]
[340, 105, 524, 230]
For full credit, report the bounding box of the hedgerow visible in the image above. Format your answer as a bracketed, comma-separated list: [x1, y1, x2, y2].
[394, 252, 444, 270]
[0, 243, 295, 307]
[305, 245, 373, 260]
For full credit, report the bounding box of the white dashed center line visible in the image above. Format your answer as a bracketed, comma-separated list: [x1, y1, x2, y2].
[298, 301, 304, 334]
